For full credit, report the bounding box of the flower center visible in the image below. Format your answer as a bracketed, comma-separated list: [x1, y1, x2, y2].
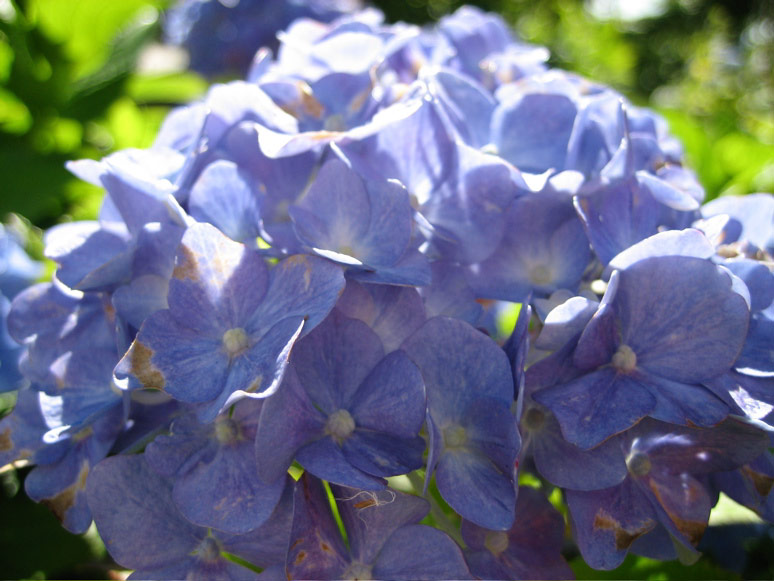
[214, 417, 240, 444]
[523, 407, 546, 431]
[612, 343, 637, 373]
[195, 536, 221, 562]
[325, 409, 356, 442]
[443, 424, 468, 448]
[484, 531, 510, 556]
[528, 264, 553, 286]
[342, 560, 373, 580]
[222, 327, 249, 357]
[626, 451, 652, 477]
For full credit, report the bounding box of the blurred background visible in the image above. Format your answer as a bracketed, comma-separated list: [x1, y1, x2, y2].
[1, 0, 773, 578]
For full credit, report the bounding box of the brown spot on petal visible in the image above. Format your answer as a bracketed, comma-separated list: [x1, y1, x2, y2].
[294, 550, 307, 565]
[0, 428, 12, 452]
[593, 508, 655, 550]
[130, 342, 165, 389]
[290, 538, 304, 551]
[320, 542, 333, 554]
[667, 514, 706, 546]
[743, 465, 774, 497]
[172, 245, 199, 281]
[40, 460, 90, 523]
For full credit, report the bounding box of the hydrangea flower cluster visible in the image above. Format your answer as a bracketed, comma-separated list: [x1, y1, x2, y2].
[165, 0, 362, 77]
[0, 223, 42, 393]
[3, 5, 774, 579]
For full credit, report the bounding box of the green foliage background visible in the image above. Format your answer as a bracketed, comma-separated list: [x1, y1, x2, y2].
[1, 0, 772, 578]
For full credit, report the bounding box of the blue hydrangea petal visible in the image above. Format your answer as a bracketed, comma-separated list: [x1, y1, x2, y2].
[188, 160, 263, 244]
[615, 256, 749, 383]
[461, 486, 572, 580]
[492, 92, 577, 174]
[336, 96, 456, 204]
[296, 437, 387, 490]
[534, 368, 656, 450]
[173, 437, 286, 534]
[218, 476, 295, 567]
[246, 254, 345, 338]
[469, 191, 591, 301]
[112, 274, 170, 329]
[348, 350, 425, 437]
[641, 372, 730, 427]
[285, 473, 350, 580]
[372, 524, 472, 580]
[429, 69, 495, 148]
[574, 178, 664, 266]
[346, 249, 431, 286]
[332, 484, 429, 566]
[292, 311, 384, 413]
[25, 400, 125, 533]
[290, 158, 371, 255]
[636, 171, 700, 212]
[43, 221, 131, 292]
[87, 454, 203, 570]
[631, 417, 768, 475]
[463, 396, 520, 475]
[528, 407, 628, 491]
[402, 316, 514, 423]
[0, 387, 49, 466]
[120, 309, 227, 400]
[343, 431, 425, 477]
[254, 366, 326, 483]
[566, 482, 658, 570]
[436, 447, 516, 530]
[421, 143, 519, 265]
[572, 276, 620, 371]
[419, 261, 482, 325]
[606, 228, 715, 274]
[723, 259, 774, 313]
[701, 193, 774, 253]
[335, 280, 426, 353]
[145, 414, 217, 479]
[167, 222, 269, 329]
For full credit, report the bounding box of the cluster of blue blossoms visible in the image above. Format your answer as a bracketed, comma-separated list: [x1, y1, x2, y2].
[165, 0, 362, 77]
[2, 5, 774, 579]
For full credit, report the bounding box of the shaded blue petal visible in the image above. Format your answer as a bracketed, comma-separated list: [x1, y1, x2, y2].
[292, 311, 384, 413]
[285, 473, 350, 580]
[349, 350, 425, 437]
[332, 484, 429, 566]
[372, 524, 472, 580]
[254, 366, 325, 483]
[534, 368, 656, 450]
[296, 437, 386, 490]
[87, 455, 203, 570]
[343, 431, 425, 477]
[435, 447, 516, 530]
[566, 482, 658, 570]
[188, 160, 263, 243]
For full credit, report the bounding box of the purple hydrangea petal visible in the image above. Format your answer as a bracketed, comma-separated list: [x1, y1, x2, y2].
[296, 436, 387, 490]
[332, 484, 429, 565]
[188, 160, 263, 244]
[436, 447, 516, 530]
[87, 454, 203, 570]
[534, 368, 656, 450]
[254, 366, 326, 483]
[285, 473, 350, 580]
[335, 280, 426, 353]
[372, 524, 472, 580]
[566, 482, 658, 570]
[348, 350, 425, 437]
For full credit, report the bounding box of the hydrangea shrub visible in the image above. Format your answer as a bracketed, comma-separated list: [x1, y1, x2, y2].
[2, 5, 774, 579]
